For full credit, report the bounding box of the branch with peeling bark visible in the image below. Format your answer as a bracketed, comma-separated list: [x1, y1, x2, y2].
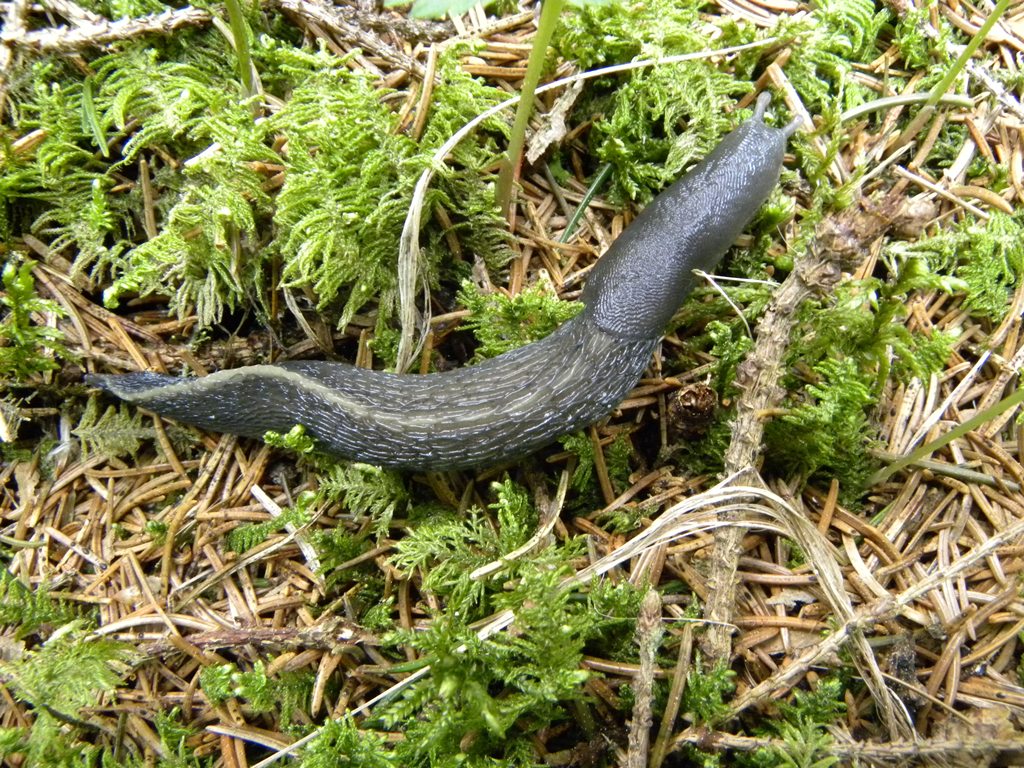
[0, 6, 211, 51]
[0, 0, 440, 77]
[138, 616, 377, 657]
[673, 728, 1024, 763]
[701, 198, 902, 663]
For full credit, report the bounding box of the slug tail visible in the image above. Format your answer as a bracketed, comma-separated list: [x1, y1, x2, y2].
[85, 372, 185, 398]
[85, 368, 309, 442]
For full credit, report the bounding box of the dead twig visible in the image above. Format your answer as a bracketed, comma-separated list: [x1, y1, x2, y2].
[1, 6, 212, 51]
[703, 198, 898, 662]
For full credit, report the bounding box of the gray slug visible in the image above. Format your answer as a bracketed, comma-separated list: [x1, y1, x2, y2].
[88, 93, 795, 471]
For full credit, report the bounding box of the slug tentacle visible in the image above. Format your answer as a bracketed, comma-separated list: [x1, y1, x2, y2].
[88, 95, 793, 471]
[578, 92, 789, 340]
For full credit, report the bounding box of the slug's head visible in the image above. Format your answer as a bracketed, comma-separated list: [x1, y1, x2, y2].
[581, 93, 799, 341]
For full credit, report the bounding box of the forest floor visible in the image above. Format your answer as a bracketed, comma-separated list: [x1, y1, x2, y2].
[2, 0, 1024, 766]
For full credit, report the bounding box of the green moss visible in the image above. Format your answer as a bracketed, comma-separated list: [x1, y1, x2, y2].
[683, 654, 736, 726]
[743, 677, 846, 768]
[794, 264, 959, 391]
[0, 622, 134, 765]
[361, 597, 397, 633]
[318, 463, 409, 536]
[264, 423, 319, 455]
[301, 717, 392, 768]
[78, 0, 170, 18]
[0, 259, 69, 382]
[4, 32, 510, 338]
[200, 661, 312, 726]
[557, 0, 707, 72]
[764, 358, 877, 493]
[0, 573, 81, 638]
[559, 432, 593, 490]
[269, 67, 415, 328]
[748, 244, 961, 499]
[894, 5, 949, 70]
[73, 397, 156, 460]
[558, 431, 633, 505]
[377, 564, 601, 767]
[86, 43, 276, 324]
[269, 46, 510, 332]
[226, 493, 311, 553]
[153, 708, 213, 768]
[706, 320, 755, 398]
[392, 510, 504, 614]
[311, 527, 371, 582]
[813, 0, 890, 63]
[490, 477, 537, 551]
[592, 62, 753, 203]
[586, 578, 645, 659]
[559, 0, 754, 203]
[458, 278, 582, 360]
[901, 212, 1024, 322]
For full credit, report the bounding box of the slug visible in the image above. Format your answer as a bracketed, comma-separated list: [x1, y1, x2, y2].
[88, 93, 795, 471]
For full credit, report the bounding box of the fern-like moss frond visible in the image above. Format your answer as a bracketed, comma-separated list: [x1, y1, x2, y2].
[0, 574, 81, 638]
[73, 396, 155, 459]
[457, 277, 582, 359]
[2, 623, 133, 714]
[765, 358, 877, 493]
[93, 46, 241, 163]
[317, 463, 409, 535]
[270, 48, 509, 331]
[558, 0, 752, 203]
[0, 259, 69, 382]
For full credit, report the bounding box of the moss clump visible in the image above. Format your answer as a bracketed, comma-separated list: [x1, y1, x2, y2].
[0, 259, 69, 382]
[458, 277, 582, 360]
[4, 32, 511, 335]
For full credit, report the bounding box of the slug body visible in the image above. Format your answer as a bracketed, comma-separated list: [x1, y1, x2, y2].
[89, 96, 791, 471]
